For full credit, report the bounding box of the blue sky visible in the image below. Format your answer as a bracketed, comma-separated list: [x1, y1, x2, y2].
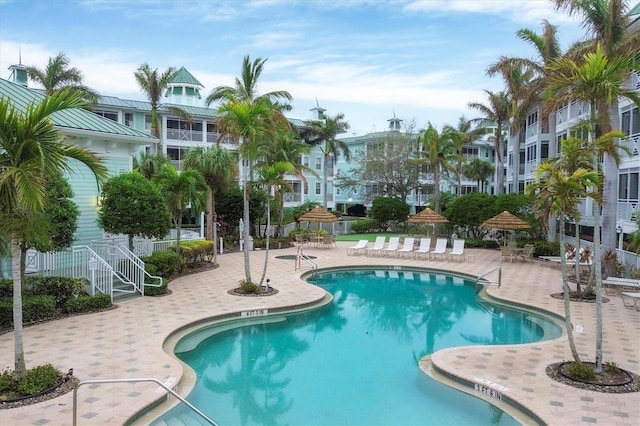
[0, 0, 626, 136]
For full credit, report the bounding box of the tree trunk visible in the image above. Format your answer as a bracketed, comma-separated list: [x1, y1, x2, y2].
[511, 131, 519, 194]
[11, 235, 26, 379]
[323, 153, 329, 209]
[259, 193, 271, 286]
[601, 102, 620, 254]
[548, 109, 558, 241]
[243, 164, 252, 284]
[559, 220, 581, 362]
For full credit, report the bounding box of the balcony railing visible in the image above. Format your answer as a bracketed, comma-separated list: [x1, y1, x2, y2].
[623, 71, 640, 91]
[166, 129, 203, 142]
[623, 133, 639, 156]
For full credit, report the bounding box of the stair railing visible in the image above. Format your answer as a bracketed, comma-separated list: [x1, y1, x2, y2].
[72, 377, 217, 426]
[295, 245, 317, 271]
[476, 266, 502, 288]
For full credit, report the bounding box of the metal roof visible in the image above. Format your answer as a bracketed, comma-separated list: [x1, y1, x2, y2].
[169, 67, 204, 88]
[0, 78, 155, 141]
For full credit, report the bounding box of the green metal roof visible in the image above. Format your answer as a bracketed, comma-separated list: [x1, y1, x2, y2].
[169, 67, 204, 88]
[0, 78, 155, 141]
[629, 2, 640, 15]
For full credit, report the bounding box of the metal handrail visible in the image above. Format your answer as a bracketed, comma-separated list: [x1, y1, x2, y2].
[72, 377, 217, 425]
[476, 266, 502, 288]
[295, 245, 317, 271]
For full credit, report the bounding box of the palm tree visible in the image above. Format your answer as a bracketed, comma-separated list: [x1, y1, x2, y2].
[26, 52, 99, 103]
[555, 0, 640, 252]
[183, 146, 237, 264]
[0, 89, 108, 379]
[417, 122, 458, 214]
[134, 64, 192, 153]
[443, 116, 488, 196]
[260, 129, 315, 236]
[546, 44, 639, 372]
[468, 90, 511, 195]
[153, 164, 208, 258]
[462, 158, 495, 193]
[307, 113, 351, 209]
[133, 150, 171, 180]
[210, 56, 292, 284]
[526, 160, 600, 363]
[256, 161, 295, 285]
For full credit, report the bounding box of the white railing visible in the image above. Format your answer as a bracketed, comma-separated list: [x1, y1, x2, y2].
[151, 237, 205, 254]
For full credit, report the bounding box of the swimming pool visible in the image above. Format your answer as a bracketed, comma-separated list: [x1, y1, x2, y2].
[155, 267, 561, 425]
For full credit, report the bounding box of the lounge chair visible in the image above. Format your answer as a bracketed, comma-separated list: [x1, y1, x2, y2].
[414, 238, 431, 258]
[448, 238, 465, 261]
[603, 277, 640, 294]
[384, 237, 401, 257]
[347, 239, 368, 255]
[621, 292, 640, 310]
[430, 238, 448, 260]
[368, 236, 387, 256]
[518, 244, 535, 262]
[397, 237, 415, 257]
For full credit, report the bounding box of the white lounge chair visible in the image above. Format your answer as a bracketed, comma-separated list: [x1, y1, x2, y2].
[621, 292, 640, 310]
[448, 239, 465, 261]
[430, 238, 448, 260]
[397, 237, 415, 257]
[603, 277, 640, 294]
[414, 238, 431, 258]
[384, 237, 400, 256]
[368, 236, 387, 256]
[347, 239, 369, 255]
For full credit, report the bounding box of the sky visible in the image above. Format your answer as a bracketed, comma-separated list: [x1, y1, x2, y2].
[0, 0, 627, 136]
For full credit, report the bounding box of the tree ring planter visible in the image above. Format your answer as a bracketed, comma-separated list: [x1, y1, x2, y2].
[546, 362, 640, 393]
[0, 375, 80, 409]
[227, 287, 279, 297]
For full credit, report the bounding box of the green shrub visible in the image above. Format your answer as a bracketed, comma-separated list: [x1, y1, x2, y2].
[464, 239, 500, 249]
[0, 279, 12, 298]
[0, 369, 14, 392]
[176, 240, 214, 266]
[565, 362, 596, 380]
[144, 280, 168, 296]
[604, 361, 621, 374]
[533, 240, 560, 257]
[240, 280, 259, 293]
[26, 276, 86, 308]
[351, 218, 378, 234]
[17, 364, 62, 396]
[142, 251, 181, 278]
[63, 293, 112, 314]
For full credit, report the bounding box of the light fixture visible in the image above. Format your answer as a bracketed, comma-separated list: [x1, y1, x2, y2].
[96, 196, 104, 206]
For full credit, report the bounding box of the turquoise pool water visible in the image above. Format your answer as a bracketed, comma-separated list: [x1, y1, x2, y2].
[157, 268, 561, 425]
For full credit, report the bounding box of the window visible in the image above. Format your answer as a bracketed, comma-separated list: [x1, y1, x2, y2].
[315, 157, 322, 171]
[619, 171, 639, 201]
[315, 182, 321, 195]
[541, 141, 549, 161]
[167, 119, 203, 141]
[622, 107, 640, 136]
[145, 115, 152, 131]
[93, 109, 118, 122]
[124, 112, 134, 127]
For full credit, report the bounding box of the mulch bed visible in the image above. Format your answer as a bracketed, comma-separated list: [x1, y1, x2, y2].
[546, 362, 640, 393]
[0, 376, 80, 409]
[228, 286, 279, 297]
[550, 293, 610, 303]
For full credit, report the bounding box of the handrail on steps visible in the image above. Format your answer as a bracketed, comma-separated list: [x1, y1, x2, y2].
[295, 245, 317, 271]
[72, 377, 217, 426]
[476, 266, 502, 288]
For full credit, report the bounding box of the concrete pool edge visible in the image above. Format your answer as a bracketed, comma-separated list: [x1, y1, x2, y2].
[126, 292, 334, 425]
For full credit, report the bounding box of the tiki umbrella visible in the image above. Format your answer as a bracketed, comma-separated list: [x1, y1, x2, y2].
[407, 207, 449, 224]
[299, 206, 338, 233]
[481, 210, 531, 245]
[407, 207, 448, 236]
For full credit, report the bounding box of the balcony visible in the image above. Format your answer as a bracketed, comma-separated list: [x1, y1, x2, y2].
[166, 129, 203, 142]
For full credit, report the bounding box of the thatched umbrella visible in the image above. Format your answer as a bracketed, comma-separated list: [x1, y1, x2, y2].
[481, 210, 531, 245]
[407, 207, 449, 224]
[299, 206, 338, 235]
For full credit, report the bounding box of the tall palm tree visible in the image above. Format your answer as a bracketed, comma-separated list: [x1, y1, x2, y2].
[526, 160, 600, 363]
[0, 89, 108, 379]
[26, 52, 99, 103]
[133, 150, 171, 180]
[183, 145, 237, 264]
[259, 129, 315, 236]
[443, 116, 489, 195]
[462, 158, 495, 193]
[256, 161, 295, 285]
[468, 90, 511, 195]
[546, 44, 639, 372]
[307, 113, 351, 209]
[153, 164, 208, 258]
[134, 64, 189, 153]
[417, 122, 458, 214]
[555, 0, 640, 252]
[210, 56, 292, 284]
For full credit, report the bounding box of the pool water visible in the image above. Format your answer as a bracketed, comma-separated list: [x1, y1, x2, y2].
[157, 268, 561, 425]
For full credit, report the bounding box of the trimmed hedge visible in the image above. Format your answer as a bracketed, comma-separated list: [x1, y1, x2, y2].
[0, 277, 87, 308]
[142, 251, 181, 278]
[0, 295, 56, 327]
[63, 293, 112, 314]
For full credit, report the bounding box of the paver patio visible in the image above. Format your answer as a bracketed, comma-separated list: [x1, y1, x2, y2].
[0, 242, 638, 425]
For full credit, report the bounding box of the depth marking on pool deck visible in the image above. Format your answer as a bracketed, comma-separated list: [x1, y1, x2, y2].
[473, 378, 509, 400]
[241, 308, 269, 317]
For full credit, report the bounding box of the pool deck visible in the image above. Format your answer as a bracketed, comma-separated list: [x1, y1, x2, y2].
[1, 242, 639, 425]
